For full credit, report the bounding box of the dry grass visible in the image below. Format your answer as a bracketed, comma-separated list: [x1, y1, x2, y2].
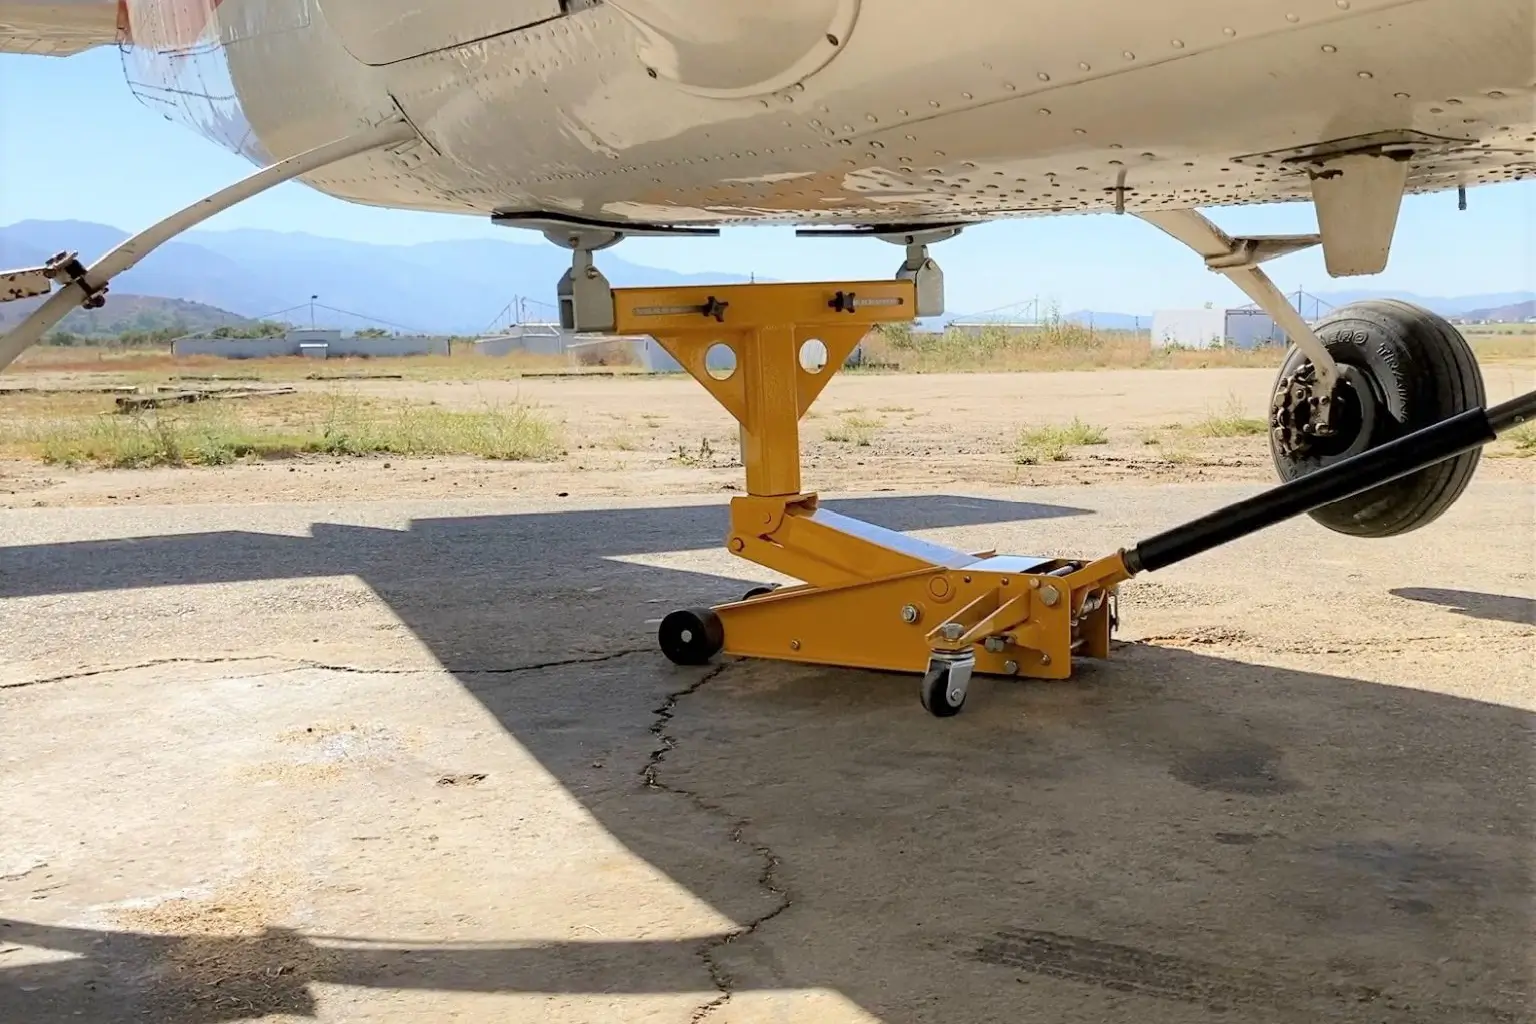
[672, 437, 716, 465]
[1015, 417, 1109, 464]
[15, 325, 1529, 386]
[1462, 326, 1536, 365]
[1504, 421, 1536, 456]
[12, 347, 583, 382]
[824, 413, 882, 446]
[569, 339, 643, 368]
[1156, 447, 1196, 465]
[859, 323, 1283, 374]
[1194, 395, 1270, 438]
[1, 392, 563, 468]
[854, 323, 1535, 375]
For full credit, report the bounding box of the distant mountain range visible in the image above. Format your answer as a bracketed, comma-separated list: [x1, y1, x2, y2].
[2, 219, 1531, 335]
[0, 220, 751, 335]
[1304, 290, 1536, 317]
[1456, 299, 1535, 322]
[0, 293, 253, 336]
[964, 291, 1536, 332]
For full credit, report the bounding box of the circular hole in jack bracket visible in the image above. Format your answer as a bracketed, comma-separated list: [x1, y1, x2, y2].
[799, 338, 829, 373]
[705, 342, 736, 380]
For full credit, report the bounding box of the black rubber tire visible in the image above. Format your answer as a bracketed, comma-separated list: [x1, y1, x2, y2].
[919, 671, 966, 718]
[658, 608, 725, 666]
[1270, 299, 1485, 538]
[742, 584, 780, 600]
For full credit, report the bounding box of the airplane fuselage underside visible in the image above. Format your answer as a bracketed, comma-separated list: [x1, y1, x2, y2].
[128, 0, 1535, 230]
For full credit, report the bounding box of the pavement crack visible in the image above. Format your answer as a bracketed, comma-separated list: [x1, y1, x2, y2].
[0, 656, 278, 690]
[2, 650, 653, 691]
[642, 663, 727, 789]
[642, 663, 792, 1022]
[448, 649, 652, 675]
[294, 649, 653, 677]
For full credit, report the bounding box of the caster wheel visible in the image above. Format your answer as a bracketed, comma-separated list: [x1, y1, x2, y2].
[659, 608, 725, 666]
[919, 655, 974, 718]
[1270, 299, 1485, 538]
[742, 583, 780, 600]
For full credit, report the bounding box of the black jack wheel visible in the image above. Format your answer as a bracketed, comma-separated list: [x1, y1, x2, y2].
[658, 608, 725, 666]
[1269, 299, 1485, 538]
[741, 583, 780, 600]
[919, 668, 967, 718]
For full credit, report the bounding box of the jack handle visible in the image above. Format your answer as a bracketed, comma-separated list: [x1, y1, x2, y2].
[1071, 387, 1536, 586]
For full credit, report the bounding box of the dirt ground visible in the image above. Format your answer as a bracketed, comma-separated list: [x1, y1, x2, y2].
[3, 364, 1534, 508]
[1, 366, 1533, 1023]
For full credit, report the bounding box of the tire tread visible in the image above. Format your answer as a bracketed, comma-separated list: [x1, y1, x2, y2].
[1272, 300, 1484, 539]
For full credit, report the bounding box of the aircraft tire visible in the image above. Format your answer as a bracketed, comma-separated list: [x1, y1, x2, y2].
[1268, 299, 1486, 539]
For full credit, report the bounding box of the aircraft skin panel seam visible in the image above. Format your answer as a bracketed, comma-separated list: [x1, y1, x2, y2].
[341, 11, 576, 68]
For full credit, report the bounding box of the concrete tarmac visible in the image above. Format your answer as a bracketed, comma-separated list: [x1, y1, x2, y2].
[2, 481, 1532, 1023]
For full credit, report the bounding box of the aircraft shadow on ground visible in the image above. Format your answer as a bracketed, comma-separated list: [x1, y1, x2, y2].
[0, 495, 1084, 601]
[1390, 586, 1536, 627]
[2, 495, 1532, 1023]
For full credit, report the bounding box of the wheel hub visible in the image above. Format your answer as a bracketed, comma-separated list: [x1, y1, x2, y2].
[1272, 362, 1383, 466]
[1271, 362, 1339, 457]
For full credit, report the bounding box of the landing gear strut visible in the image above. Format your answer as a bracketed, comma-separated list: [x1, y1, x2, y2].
[0, 120, 417, 371]
[1138, 208, 1344, 407]
[1139, 208, 1489, 539]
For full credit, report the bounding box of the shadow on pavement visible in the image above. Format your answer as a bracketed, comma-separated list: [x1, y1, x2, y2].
[0, 495, 1084, 601]
[1391, 586, 1536, 627]
[2, 494, 1531, 1023]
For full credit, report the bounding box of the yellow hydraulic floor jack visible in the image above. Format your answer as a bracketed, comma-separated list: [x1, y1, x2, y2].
[542, 224, 1535, 717]
[606, 277, 1127, 715]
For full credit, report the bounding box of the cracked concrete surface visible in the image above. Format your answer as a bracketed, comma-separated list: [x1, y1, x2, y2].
[1, 481, 1532, 1023]
[3, 650, 660, 693]
[643, 663, 792, 1022]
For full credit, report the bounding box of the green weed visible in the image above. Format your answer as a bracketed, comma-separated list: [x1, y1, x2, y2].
[1015, 417, 1108, 464]
[1195, 396, 1268, 438]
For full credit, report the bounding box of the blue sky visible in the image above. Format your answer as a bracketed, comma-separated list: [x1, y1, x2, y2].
[1, 47, 1532, 315]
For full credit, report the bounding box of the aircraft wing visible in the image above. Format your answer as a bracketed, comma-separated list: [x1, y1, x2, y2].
[0, 0, 124, 56]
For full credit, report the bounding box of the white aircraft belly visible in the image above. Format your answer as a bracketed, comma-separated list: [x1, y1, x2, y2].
[319, 0, 562, 66]
[208, 0, 1534, 227]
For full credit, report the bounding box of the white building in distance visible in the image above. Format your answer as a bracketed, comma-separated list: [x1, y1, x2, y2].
[1151, 309, 1228, 349]
[173, 328, 448, 359]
